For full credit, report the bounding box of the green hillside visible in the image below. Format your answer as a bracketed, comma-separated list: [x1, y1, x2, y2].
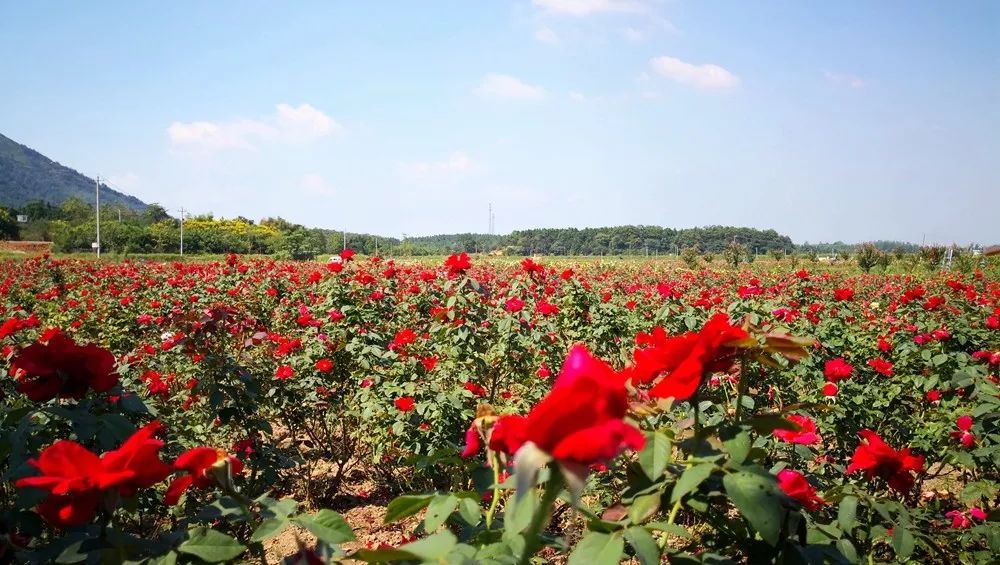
[0, 133, 147, 210]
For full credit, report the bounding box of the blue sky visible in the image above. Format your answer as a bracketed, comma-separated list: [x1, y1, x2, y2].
[2, 1, 997, 243]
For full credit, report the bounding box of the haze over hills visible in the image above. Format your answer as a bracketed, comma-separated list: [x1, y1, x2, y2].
[0, 133, 147, 211]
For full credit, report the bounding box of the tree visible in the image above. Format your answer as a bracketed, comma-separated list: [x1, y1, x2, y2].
[0, 208, 19, 240]
[856, 243, 882, 273]
[723, 241, 748, 268]
[142, 203, 172, 224]
[60, 197, 92, 222]
[681, 246, 700, 269]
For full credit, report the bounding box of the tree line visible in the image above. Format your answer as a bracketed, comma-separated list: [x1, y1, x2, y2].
[2, 198, 951, 260]
[502, 225, 794, 256]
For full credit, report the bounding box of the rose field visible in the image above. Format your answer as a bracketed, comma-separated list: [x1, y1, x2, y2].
[1, 253, 999, 564]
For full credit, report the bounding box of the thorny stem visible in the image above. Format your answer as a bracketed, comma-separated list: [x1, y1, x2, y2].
[666, 498, 683, 526]
[733, 356, 750, 422]
[485, 451, 502, 529]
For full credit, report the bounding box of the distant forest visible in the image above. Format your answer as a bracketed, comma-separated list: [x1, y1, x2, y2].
[1, 197, 935, 259]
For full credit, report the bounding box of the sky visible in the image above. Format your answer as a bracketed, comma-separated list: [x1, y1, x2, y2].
[1, 1, 997, 244]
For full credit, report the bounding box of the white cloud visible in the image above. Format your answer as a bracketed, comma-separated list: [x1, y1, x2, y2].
[569, 91, 586, 101]
[274, 103, 340, 138]
[623, 27, 645, 41]
[534, 27, 560, 44]
[825, 71, 865, 89]
[300, 173, 335, 196]
[533, 0, 645, 16]
[167, 103, 341, 152]
[475, 74, 546, 100]
[649, 56, 739, 89]
[401, 151, 477, 179]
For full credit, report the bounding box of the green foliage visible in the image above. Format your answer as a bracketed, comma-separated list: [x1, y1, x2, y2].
[680, 245, 700, 269]
[723, 240, 749, 268]
[856, 243, 883, 273]
[0, 207, 19, 240]
[2, 243, 999, 563]
[505, 225, 793, 256]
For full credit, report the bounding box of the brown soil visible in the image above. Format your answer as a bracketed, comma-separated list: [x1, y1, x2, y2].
[263, 475, 423, 564]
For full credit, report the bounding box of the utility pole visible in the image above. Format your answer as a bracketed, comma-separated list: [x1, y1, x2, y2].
[95, 176, 101, 257]
[343, 231, 347, 251]
[179, 208, 186, 255]
[375, 237, 379, 256]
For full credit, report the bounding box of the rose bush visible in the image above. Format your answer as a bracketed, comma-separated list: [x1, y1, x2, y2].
[0, 253, 998, 563]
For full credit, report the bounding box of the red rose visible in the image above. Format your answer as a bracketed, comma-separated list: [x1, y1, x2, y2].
[16, 422, 171, 527]
[950, 415, 976, 447]
[100, 421, 173, 496]
[505, 297, 525, 313]
[165, 447, 244, 505]
[823, 358, 854, 382]
[773, 414, 821, 445]
[11, 333, 118, 402]
[846, 430, 924, 493]
[395, 397, 416, 412]
[629, 313, 750, 401]
[867, 358, 894, 377]
[488, 345, 643, 467]
[536, 300, 559, 316]
[389, 329, 416, 351]
[833, 288, 854, 301]
[777, 469, 825, 511]
[443, 253, 471, 276]
[315, 358, 334, 373]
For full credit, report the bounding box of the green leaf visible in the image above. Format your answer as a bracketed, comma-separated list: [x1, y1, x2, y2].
[457, 496, 481, 526]
[892, 525, 915, 559]
[424, 494, 458, 532]
[646, 521, 690, 538]
[177, 527, 246, 563]
[836, 538, 858, 562]
[293, 509, 355, 545]
[838, 496, 858, 535]
[638, 432, 671, 480]
[259, 497, 298, 519]
[671, 463, 715, 503]
[399, 530, 458, 560]
[384, 494, 433, 524]
[624, 527, 660, 565]
[723, 471, 786, 546]
[251, 517, 289, 542]
[723, 431, 751, 465]
[628, 493, 661, 525]
[567, 531, 625, 565]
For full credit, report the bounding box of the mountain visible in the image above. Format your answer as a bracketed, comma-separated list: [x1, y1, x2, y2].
[0, 133, 147, 210]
